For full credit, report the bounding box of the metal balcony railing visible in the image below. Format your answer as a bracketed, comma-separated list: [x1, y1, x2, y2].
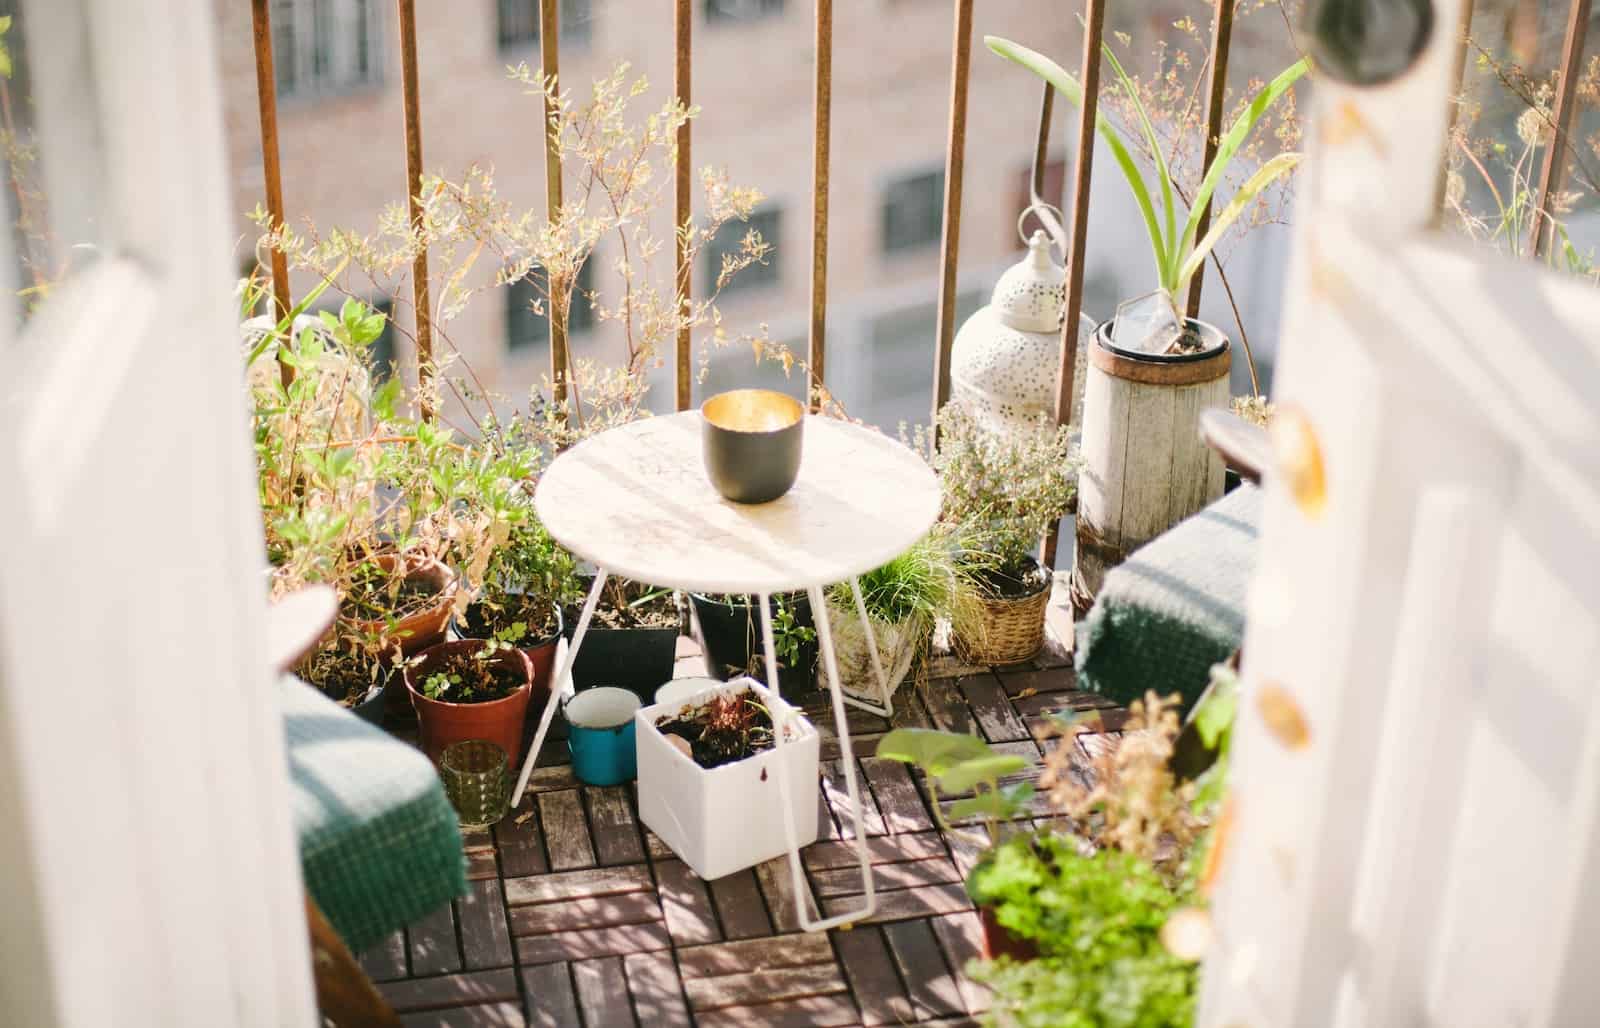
[245, 0, 1593, 429]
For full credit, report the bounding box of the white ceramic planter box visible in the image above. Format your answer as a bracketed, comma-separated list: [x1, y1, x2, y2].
[636, 677, 820, 880]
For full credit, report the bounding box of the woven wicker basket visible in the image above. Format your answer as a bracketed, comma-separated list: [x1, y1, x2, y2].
[955, 580, 1050, 665]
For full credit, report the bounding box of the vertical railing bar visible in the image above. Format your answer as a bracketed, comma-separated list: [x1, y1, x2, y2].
[1028, 83, 1068, 250]
[396, 0, 434, 420]
[1529, 0, 1590, 258]
[1184, 0, 1234, 320]
[540, 0, 568, 410]
[1042, 0, 1107, 568]
[930, 0, 975, 438]
[674, 0, 693, 412]
[808, 0, 833, 407]
[249, 0, 294, 387]
[1433, 0, 1478, 219]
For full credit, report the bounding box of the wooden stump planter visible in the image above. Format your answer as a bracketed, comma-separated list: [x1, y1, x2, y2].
[1073, 319, 1231, 614]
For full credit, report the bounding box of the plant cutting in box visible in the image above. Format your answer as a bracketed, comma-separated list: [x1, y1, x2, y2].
[404, 640, 535, 769]
[691, 591, 818, 694]
[636, 679, 819, 880]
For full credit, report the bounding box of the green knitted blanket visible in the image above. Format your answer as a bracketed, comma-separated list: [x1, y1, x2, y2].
[1075, 485, 1260, 710]
[281, 676, 466, 952]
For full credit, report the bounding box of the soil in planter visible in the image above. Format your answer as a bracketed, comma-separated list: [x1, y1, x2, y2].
[416, 649, 526, 704]
[972, 557, 1051, 601]
[572, 580, 680, 631]
[654, 688, 776, 770]
[342, 561, 446, 621]
[296, 644, 386, 708]
[692, 591, 818, 692]
[1162, 325, 1208, 357]
[465, 591, 561, 643]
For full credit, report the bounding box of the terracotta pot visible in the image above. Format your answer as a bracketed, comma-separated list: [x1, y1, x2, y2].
[978, 904, 1039, 962]
[404, 641, 534, 769]
[343, 553, 458, 658]
[460, 600, 564, 707]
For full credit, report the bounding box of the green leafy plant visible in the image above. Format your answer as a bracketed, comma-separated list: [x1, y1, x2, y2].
[914, 407, 1076, 598]
[987, 37, 1307, 311]
[830, 530, 964, 628]
[770, 597, 816, 668]
[875, 728, 1035, 848]
[967, 834, 1199, 1028]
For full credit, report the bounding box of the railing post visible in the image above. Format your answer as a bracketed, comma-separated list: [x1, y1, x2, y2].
[808, 0, 833, 408]
[929, 0, 974, 441]
[540, 0, 568, 411]
[1528, 0, 1591, 258]
[1184, 0, 1235, 320]
[396, 0, 434, 420]
[249, 0, 294, 387]
[675, 0, 693, 412]
[1042, 0, 1107, 569]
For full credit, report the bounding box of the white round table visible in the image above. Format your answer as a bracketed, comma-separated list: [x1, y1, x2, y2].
[513, 411, 941, 931]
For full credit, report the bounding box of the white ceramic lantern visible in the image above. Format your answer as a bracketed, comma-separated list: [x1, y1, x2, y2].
[950, 229, 1091, 435]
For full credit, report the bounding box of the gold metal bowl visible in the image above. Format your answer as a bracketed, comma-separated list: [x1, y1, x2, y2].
[700, 389, 805, 504]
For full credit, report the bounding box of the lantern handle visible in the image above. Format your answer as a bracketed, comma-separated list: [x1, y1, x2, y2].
[1018, 202, 1068, 258]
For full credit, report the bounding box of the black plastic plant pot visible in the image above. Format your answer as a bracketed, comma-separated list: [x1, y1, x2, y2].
[564, 621, 680, 705]
[352, 674, 391, 727]
[690, 591, 819, 694]
[701, 389, 805, 504]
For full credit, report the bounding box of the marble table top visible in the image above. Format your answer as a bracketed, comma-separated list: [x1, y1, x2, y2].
[535, 412, 942, 595]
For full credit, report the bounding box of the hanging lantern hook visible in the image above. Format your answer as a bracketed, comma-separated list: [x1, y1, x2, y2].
[1018, 202, 1068, 259]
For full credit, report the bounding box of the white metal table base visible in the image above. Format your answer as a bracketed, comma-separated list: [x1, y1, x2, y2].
[508, 573, 894, 930]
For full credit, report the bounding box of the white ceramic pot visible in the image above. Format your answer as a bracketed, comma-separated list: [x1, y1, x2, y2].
[825, 596, 921, 704]
[635, 677, 819, 880]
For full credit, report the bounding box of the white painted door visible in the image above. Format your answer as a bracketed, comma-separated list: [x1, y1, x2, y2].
[1200, 0, 1600, 1024]
[0, 0, 316, 1025]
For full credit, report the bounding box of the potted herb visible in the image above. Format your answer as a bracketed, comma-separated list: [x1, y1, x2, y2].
[460, 512, 578, 704]
[874, 727, 1038, 958]
[403, 639, 535, 769]
[823, 531, 965, 703]
[561, 579, 681, 703]
[293, 628, 393, 726]
[988, 37, 1306, 606]
[925, 407, 1075, 665]
[690, 592, 819, 693]
[340, 549, 458, 659]
[635, 678, 819, 879]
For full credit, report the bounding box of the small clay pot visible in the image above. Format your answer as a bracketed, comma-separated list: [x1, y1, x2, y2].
[404, 641, 534, 769]
[701, 389, 805, 504]
[978, 905, 1039, 962]
[343, 552, 458, 659]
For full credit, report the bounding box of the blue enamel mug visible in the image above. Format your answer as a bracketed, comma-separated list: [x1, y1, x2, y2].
[564, 687, 641, 786]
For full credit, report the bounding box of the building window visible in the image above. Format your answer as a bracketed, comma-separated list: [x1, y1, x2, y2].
[701, 207, 781, 295]
[705, 0, 784, 25]
[272, 0, 384, 99]
[496, 0, 593, 53]
[507, 261, 596, 353]
[881, 168, 945, 254]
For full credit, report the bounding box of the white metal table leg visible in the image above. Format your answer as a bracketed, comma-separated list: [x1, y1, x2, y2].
[838, 576, 894, 718]
[511, 570, 608, 808]
[763, 588, 878, 931]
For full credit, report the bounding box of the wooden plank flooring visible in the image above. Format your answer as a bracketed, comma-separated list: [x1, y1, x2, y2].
[364, 621, 1117, 1027]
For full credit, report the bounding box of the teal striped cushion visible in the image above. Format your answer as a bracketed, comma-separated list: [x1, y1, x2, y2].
[281, 676, 465, 952]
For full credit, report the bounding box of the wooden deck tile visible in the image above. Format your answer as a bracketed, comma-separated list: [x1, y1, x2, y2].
[509, 890, 663, 935]
[516, 919, 672, 965]
[754, 854, 819, 933]
[958, 673, 1031, 743]
[708, 869, 772, 940]
[537, 789, 597, 871]
[832, 926, 915, 1026]
[504, 864, 653, 906]
[677, 933, 835, 979]
[378, 968, 519, 1013]
[994, 664, 1080, 698]
[407, 901, 462, 977]
[521, 962, 579, 1027]
[861, 757, 936, 834]
[684, 962, 848, 1012]
[822, 759, 888, 838]
[920, 675, 980, 735]
[493, 795, 548, 878]
[811, 854, 961, 897]
[398, 1001, 524, 1026]
[358, 930, 408, 983]
[802, 830, 947, 870]
[930, 911, 991, 1015]
[693, 993, 861, 1028]
[624, 950, 692, 1027]
[574, 956, 637, 1027]
[822, 882, 972, 924]
[885, 919, 964, 1019]
[820, 729, 888, 763]
[586, 785, 646, 866]
[653, 857, 722, 945]
[462, 826, 500, 882]
[457, 880, 514, 970]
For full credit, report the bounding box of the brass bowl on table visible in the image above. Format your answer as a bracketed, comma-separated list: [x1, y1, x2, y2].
[701, 389, 805, 504]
